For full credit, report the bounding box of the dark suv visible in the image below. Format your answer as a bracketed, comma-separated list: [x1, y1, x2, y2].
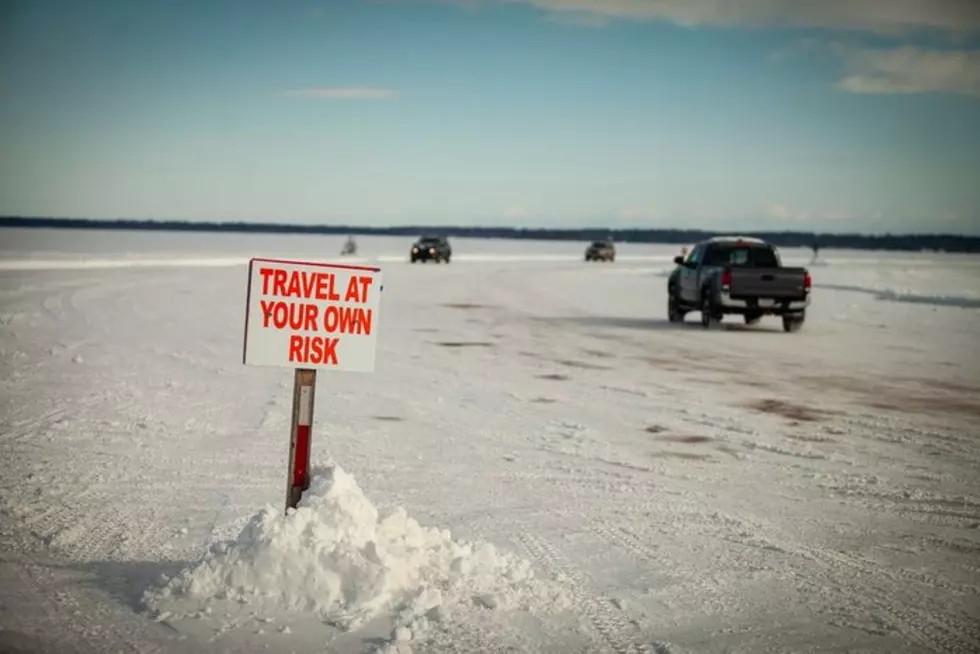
[410, 236, 452, 263]
[585, 240, 615, 262]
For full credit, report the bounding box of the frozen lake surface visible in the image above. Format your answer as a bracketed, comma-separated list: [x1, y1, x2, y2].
[1, 228, 979, 653]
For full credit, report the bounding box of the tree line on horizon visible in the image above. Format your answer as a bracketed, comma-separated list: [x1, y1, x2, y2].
[1, 216, 977, 253]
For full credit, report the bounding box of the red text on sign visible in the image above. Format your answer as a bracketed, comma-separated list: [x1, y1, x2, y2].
[259, 268, 341, 301]
[289, 335, 339, 365]
[260, 300, 319, 331]
[323, 306, 372, 335]
[344, 276, 375, 303]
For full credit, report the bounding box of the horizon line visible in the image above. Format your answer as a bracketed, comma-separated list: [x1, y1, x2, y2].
[1, 216, 978, 247]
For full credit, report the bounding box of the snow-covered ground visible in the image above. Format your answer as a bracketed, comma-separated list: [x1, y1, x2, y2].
[1, 227, 979, 654]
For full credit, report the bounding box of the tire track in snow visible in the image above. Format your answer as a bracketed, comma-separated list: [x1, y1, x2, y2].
[0, 408, 69, 443]
[15, 484, 105, 534]
[473, 265, 668, 373]
[43, 502, 156, 562]
[834, 412, 974, 452]
[591, 511, 978, 653]
[408, 609, 547, 654]
[781, 542, 980, 654]
[39, 283, 99, 353]
[585, 519, 668, 571]
[518, 532, 659, 654]
[0, 531, 176, 654]
[13, 483, 163, 563]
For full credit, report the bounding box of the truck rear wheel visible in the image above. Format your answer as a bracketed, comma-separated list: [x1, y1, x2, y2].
[700, 291, 721, 329]
[782, 312, 805, 332]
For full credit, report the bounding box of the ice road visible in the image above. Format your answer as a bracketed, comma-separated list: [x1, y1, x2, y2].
[1, 229, 979, 653]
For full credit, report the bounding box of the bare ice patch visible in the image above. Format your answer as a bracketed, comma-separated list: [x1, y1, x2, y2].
[820, 283, 980, 310]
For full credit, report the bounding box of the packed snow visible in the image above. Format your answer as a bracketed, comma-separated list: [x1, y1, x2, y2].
[1, 227, 979, 654]
[145, 459, 571, 649]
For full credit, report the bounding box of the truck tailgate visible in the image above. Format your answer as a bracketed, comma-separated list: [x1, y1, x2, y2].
[729, 267, 807, 299]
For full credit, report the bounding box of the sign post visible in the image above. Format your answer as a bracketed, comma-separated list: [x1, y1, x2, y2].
[286, 368, 316, 509]
[242, 257, 383, 512]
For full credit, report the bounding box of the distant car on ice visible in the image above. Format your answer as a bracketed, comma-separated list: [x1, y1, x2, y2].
[584, 240, 615, 262]
[666, 236, 811, 332]
[410, 235, 452, 263]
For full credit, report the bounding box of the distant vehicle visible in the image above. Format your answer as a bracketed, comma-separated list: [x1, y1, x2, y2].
[666, 236, 811, 332]
[585, 240, 616, 262]
[410, 235, 452, 263]
[340, 236, 357, 256]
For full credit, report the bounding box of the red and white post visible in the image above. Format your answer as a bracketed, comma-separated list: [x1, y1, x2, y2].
[286, 368, 317, 511]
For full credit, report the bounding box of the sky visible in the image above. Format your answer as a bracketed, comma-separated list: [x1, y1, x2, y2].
[1, 0, 979, 235]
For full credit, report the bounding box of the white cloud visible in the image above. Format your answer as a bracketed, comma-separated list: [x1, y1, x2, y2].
[767, 205, 855, 223]
[502, 206, 532, 219]
[543, 10, 610, 27]
[618, 207, 661, 220]
[279, 87, 399, 100]
[769, 204, 794, 220]
[500, 0, 980, 35]
[836, 47, 980, 97]
[773, 40, 980, 98]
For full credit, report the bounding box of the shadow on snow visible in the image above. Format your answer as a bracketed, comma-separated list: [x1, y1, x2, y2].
[543, 315, 785, 333]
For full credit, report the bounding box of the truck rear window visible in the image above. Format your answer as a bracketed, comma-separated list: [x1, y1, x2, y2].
[705, 245, 779, 267]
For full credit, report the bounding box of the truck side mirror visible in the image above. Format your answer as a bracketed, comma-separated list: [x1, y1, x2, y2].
[673, 256, 685, 265]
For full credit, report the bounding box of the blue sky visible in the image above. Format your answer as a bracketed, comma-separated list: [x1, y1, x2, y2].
[1, 0, 979, 234]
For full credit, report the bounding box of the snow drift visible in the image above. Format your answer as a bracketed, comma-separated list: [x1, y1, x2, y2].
[144, 461, 569, 638]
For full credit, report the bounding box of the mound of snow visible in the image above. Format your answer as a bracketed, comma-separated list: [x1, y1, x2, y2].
[144, 461, 569, 639]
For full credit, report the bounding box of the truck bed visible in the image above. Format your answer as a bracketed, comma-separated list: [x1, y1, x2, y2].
[727, 266, 809, 300]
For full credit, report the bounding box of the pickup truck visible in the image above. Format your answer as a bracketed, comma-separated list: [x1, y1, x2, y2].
[666, 236, 811, 332]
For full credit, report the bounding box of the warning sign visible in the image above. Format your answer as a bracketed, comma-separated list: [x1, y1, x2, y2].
[243, 258, 383, 372]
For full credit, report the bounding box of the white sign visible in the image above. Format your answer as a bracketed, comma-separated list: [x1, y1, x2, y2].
[243, 258, 383, 372]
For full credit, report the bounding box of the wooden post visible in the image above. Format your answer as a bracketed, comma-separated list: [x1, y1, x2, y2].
[286, 368, 317, 512]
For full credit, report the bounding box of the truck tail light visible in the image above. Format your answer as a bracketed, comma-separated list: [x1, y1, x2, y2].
[720, 269, 732, 290]
[803, 272, 812, 292]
